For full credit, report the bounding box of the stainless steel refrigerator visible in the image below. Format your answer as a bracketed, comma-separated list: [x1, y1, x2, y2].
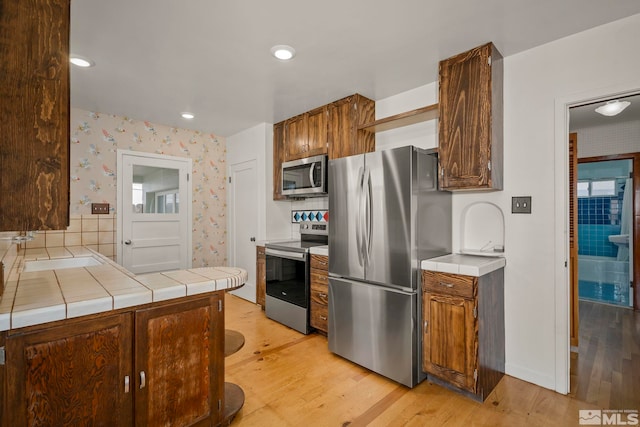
[328, 145, 451, 388]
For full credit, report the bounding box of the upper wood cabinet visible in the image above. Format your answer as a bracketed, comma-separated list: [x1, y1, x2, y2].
[273, 94, 375, 200]
[328, 94, 375, 160]
[438, 42, 503, 191]
[284, 106, 328, 162]
[0, 0, 70, 231]
[272, 121, 287, 201]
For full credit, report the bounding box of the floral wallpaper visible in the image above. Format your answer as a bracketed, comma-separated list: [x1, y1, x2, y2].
[69, 108, 227, 267]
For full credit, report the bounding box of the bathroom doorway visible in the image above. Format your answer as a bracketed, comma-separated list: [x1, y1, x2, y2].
[568, 94, 640, 408]
[576, 158, 633, 307]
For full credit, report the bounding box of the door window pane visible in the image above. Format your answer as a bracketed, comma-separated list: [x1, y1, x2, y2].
[132, 165, 179, 214]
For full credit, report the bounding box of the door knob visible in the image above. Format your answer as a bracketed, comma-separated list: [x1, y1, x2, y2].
[124, 240, 132, 245]
[250, 237, 256, 242]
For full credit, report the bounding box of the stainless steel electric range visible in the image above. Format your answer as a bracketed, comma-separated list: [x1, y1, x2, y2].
[264, 221, 328, 334]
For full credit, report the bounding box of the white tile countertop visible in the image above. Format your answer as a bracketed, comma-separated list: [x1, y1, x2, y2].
[421, 253, 506, 277]
[309, 245, 328, 256]
[0, 246, 247, 331]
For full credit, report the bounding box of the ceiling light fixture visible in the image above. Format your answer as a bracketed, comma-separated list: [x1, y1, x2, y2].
[181, 112, 195, 119]
[69, 55, 95, 68]
[595, 100, 631, 117]
[270, 45, 296, 61]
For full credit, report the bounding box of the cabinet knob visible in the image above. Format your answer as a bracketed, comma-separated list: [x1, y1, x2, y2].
[124, 240, 132, 245]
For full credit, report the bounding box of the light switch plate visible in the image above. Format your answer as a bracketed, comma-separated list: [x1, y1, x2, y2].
[512, 196, 532, 214]
[91, 203, 110, 214]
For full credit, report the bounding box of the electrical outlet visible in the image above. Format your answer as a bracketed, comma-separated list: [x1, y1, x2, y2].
[512, 196, 532, 214]
[91, 203, 110, 214]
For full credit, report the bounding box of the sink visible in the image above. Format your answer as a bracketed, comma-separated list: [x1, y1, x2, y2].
[23, 256, 102, 272]
[608, 234, 629, 247]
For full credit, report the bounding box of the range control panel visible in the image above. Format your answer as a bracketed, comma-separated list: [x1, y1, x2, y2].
[299, 221, 328, 236]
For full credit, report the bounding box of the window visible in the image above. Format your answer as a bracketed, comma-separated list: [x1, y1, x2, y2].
[577, 179, 616, 197]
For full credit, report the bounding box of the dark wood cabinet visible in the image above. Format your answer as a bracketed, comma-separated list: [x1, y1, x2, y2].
[284, 114, 309, 161]
[422, 269, 504, 401]
[3, 295, 224, 426]
[306, 106, 329, 157]
[5, 314, 133, 427]
[328, 94, 375, 160]
[134, 295, 223, 427]
[438, 42, 503, 191]
[272, 122, 287, 200]
[309, 254, 329, 333]
[284, 106, 328, 162]
[273, 94, 375, 200]
[256, 246, 266, 309]
[0, 0, 70, 231]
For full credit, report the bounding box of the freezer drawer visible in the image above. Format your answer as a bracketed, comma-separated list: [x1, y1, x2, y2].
[328, 277, 424, 387]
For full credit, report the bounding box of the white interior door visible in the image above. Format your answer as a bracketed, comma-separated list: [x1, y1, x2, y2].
[117, 150, 192, 274]
[229, 160, 258, 302]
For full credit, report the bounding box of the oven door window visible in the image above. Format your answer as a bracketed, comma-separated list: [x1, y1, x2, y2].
[266, 255, 308, 308]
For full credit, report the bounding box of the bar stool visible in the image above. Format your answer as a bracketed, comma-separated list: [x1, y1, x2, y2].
[222, 329, 245, 425]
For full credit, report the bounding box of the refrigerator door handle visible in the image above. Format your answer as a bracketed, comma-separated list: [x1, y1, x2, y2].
[355, 166, 365, 267]
[364, 166, 373, 263]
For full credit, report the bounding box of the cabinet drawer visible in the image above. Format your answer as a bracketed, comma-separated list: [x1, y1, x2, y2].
[422, 270, 477, 299]
[310, 254, 328, 271]
[311, 269, 328, 287]
[310, 280, 329, 305]
[310, 301, 328, 332]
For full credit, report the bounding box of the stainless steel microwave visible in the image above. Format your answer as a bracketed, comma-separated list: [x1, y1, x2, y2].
[281, 155, 327, 197]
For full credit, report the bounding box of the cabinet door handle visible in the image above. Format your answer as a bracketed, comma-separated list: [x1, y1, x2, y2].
[424, 320, 428, 331]
[320, 315, 327, 321]
[439, 282, 454, 288]
[140, 371, 146, 389]
[124, 375, 130, 393]
[318, 292, 327, 298]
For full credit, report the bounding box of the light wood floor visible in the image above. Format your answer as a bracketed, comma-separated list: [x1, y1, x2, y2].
[224, 294, 638, 426]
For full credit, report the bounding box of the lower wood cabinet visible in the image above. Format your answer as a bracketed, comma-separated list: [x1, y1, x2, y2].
[2, 294, 223, 426]
[310, 254, 329, 333]
[256, 246, 266, 309]
[421, 269, 504, 401]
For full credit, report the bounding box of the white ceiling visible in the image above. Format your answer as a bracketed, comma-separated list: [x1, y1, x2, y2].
[70, 1, 640, 137]
[570, 93, 640, 131]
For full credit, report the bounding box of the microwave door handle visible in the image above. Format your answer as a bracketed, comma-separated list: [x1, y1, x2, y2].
[308, 162, 316, 188]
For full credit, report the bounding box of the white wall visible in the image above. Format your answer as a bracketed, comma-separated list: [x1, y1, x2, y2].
[227, 123, 292, 246]
[371, 12, 640, 393]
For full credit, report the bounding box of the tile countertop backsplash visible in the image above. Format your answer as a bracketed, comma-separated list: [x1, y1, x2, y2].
[421, 253, 506, 277]
[0, 246, 247, 331]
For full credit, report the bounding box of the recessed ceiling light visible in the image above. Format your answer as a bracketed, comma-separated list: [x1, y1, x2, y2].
[595, 100, 631, 116]
[181, 112, 195, 119]
[70, 55, 95, 68]
[271, 45, 296, 61]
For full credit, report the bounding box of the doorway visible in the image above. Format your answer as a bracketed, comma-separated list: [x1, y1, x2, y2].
[117, 150, 192, 274]
[228, 159, 258, 303]
[567, 95, 640, 407]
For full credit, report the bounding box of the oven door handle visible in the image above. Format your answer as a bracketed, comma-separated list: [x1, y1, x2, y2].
[265, 248, 307, 261]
